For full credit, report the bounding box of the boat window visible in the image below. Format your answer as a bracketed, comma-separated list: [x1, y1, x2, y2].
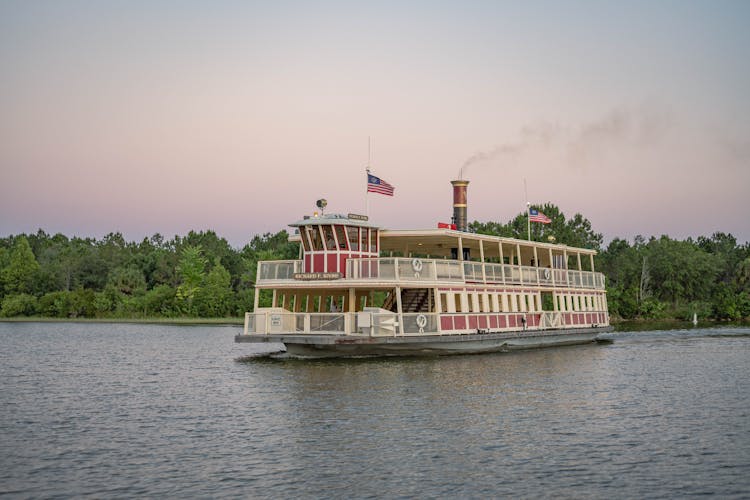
[346, 226, 359, 251]
[455, 293, 463, 313]
[300, 229, 311, 251]
[440, 293, 450, 313]
[334, 225, 348, 250]
[307, 226, 323, 251]
[323, 225, 336, 251]
[370, 229, 378, 252]
[361, 228, 369, 253]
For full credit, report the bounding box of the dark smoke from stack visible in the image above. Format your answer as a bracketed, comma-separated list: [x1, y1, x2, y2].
[457, 106, 673, 179]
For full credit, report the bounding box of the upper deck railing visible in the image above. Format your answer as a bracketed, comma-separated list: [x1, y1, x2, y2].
[257, 260, 302, 281]
[257, 257, 605, 289]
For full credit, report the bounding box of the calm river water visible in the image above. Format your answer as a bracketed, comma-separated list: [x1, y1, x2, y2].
[1, 322, 749, 498]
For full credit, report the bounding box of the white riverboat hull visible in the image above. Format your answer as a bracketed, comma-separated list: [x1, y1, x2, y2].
[236, 326, 612, 358]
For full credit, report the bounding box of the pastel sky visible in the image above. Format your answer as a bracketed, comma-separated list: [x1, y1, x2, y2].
[1, 0, 749, 247]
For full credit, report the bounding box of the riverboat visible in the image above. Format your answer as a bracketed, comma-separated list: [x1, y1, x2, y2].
[236, 179, 611, 357]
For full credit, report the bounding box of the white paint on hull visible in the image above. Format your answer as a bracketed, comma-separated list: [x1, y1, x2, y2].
[238, 327, 610, 358]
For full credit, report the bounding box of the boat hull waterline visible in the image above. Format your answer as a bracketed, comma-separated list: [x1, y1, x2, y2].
[236, 326, 613, 358]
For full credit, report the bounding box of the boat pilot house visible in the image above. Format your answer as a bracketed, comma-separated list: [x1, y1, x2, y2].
[238, 179, 610, 357]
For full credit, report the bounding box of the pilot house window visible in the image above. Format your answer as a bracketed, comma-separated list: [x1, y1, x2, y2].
[307, 227, 323, 251]
[323, 226, 336, 250]
[347, 227, 359, 251]
[335, 226, 348, 250]
[360, 228, 368, 253]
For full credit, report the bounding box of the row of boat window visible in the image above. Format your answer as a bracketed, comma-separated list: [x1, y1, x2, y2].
[302, 225, 378, 253]
[439, 291, 606, 314]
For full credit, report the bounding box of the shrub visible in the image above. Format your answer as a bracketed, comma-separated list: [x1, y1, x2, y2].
[38, 291, 71, 317]
[0, 293, 38, 317]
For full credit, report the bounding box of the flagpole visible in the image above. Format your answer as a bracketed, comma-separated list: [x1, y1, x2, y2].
[524, 178, 531, 241]
[366, 167, 370, 217]
[365, 137, 371, 217]
[527, 203, 531, 241]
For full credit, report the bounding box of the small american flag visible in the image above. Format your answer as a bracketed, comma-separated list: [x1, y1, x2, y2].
[367, 173, 394, 196]
[529, 208, 551, 224]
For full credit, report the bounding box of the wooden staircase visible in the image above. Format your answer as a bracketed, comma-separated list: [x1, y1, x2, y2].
[384, 288, 431, 313]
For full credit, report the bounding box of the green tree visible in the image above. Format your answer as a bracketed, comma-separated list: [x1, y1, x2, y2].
[469, 203, 602, 251]
[67, 288, 96, 318]
[644, 236, 719, 305]
[176, 245, 207, 315]
[178, 230, 243, 288]
[107, 265, 147, 295]
[712, 282, 741, 320]
[93, 285, 123, 316]
[38, 291, 71, 317]
[0, 293, 38, 317]
[1, 236, 41, 295]
[143, 285, 177, 316]
[194, 261, 233, 317]
[134, 234, 177, 288]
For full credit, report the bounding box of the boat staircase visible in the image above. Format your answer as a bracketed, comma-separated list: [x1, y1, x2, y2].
[384, 288, 431, 313]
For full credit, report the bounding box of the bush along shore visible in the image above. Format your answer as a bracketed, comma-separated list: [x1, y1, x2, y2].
[1, 206, 749, 321]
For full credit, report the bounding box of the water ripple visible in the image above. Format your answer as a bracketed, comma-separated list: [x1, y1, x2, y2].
[1, 323, 749, 498]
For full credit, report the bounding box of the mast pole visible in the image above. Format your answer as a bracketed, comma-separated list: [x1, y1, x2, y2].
[365, 136, 371, 217]
[524, 178, 531, 241]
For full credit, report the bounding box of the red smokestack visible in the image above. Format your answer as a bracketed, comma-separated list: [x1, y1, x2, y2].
[451, 179, 469, 232]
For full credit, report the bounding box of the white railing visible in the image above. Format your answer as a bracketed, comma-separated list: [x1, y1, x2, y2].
[366, 312, 441, 336]
[540, 311, 563, 329]
[346, 258, 463, 282]
[248, 310, 348, 335]
[255, 257, 605, 290]
[402, 312, 439, 334]
[243, 312, 255, 335]
[244, 309, 441, 337]
[242, 309, 608, 337]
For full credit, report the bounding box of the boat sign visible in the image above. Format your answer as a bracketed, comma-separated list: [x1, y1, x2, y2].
[347, 213, 369, 221]
[294, 272, 342, 280]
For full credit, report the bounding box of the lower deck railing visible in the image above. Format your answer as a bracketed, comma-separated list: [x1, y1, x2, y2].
[243, 309, 609, 337]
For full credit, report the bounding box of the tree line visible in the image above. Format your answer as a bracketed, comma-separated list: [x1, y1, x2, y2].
[1, 205, 749, 321]
[471, 203, 750, 321]
[0, 230, 297, 319]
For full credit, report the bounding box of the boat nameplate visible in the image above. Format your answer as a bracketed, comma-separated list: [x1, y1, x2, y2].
[294, 272, 343, 281]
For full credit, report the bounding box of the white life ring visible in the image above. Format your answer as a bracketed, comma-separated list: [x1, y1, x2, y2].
[416, 314, 428, 328]
[411, 258, 423, 273]
[543, 268, 551, 280]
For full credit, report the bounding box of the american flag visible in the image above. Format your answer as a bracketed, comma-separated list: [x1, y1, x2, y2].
[529, 208, 551, 224]
[367, 173, 394, 196]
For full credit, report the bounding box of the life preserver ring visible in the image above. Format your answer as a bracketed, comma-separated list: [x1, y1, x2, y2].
[416, 314, 428, 328]
[412, 258, 423, 273]
[543, 268, 551, 280]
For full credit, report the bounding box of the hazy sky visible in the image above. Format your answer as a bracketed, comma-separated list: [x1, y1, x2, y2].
[2, 0, 749, 247]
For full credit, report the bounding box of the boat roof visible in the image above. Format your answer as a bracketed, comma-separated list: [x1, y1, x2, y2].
[288, 220, 597, 257]
[289, 213, 379, 230]
[378, 228, 597, 257]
